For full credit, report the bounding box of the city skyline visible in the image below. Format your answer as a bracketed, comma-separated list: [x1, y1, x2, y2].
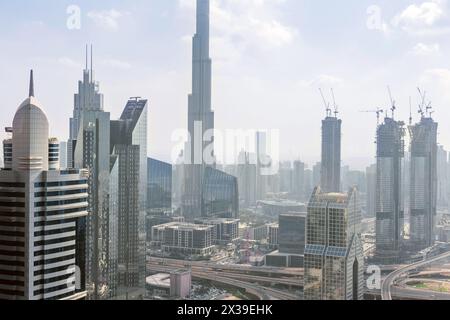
[1, 0, 450, 304]
[1, 1, 450, 170]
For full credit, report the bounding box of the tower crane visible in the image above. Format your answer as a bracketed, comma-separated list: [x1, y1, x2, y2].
[331, 88, 339, 118]
[387, 86, 396, 119]
[319, 88, 332, 117]
[360, 108, 384, 125]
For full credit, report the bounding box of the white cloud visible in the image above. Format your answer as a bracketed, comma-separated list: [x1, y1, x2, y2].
[393, 0, 450, 35]
[179, 0, 297, 64]
[87, 9, 129, 31]
[298, 74, 344, 88]
[410, 42, 441, 55]
[100, 59, 132, 70]
[57, 57, 82, 68]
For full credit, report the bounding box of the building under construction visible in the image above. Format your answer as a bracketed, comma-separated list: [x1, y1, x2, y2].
[321, 116, 342, 193]
[409, 117, 438, 250]
[375, 117, 405, 261]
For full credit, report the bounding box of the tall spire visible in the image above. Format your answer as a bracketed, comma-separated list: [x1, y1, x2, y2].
[29, 69, 34, 97]
[90, 44, 93, 82]
[85, 44, 88, 70]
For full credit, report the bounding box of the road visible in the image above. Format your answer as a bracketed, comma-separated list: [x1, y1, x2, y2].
[147, 258, 301, 300]
[381, 250, 450, 300]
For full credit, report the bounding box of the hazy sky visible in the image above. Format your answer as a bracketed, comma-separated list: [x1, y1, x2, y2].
[1, 0, 450, 170]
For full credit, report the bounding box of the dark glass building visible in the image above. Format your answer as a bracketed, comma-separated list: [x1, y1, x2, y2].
[201, 167, 239, 219]
[278, 213, 306, 255]
[148, 158, 172, 214]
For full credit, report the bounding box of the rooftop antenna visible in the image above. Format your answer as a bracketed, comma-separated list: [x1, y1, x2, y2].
[387, 86, 396, 119]
[85, 44, 88, 70]
[331, 88, 339, 118]
[90, 44, 93, 83]
[29, 69, 34, 97]
[319, 88, 331, 117]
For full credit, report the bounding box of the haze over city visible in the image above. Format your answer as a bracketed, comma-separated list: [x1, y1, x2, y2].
[1, 0, 450, 169]
[1, 0, 450, 306]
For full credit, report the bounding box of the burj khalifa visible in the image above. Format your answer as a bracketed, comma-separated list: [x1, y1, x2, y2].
[182, 0, 215, 220]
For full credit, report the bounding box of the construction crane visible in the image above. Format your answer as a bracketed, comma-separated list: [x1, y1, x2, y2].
[417, 88, 426, 118]
[360, 108, 384, 125]
[319, 88, 332, 117]
[387, 86, 396, 119]
[331, 88, 339, 118]
[409, 96, 413, 125]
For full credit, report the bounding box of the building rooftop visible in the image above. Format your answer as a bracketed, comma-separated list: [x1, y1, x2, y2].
[146, 274, 171, 288]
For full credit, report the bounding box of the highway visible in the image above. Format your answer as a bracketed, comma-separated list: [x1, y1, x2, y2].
[381, 250, 450, 300]
[147, 258, 301, 300]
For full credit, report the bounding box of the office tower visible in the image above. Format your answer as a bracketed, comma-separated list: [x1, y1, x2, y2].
[366, 164, 376, 217]
[148, 158, 173, 215]
[202, 167, 239, 219]
[237, 151, 257, 208]
[278, 213, 306, 255]
[170, 270, 192, 299]
[194, 218, 240, 244]
[182, 0, 215, 220]
[110, 98, 148, 300]
[59, 141, 68, 169]
[266, 212, 306, 268]
[304, 169, 313, 199]
[279, 161, 293, 193]
[68, 46, 104, 168]
[304, 187, 364, 300]
[409, 117, 438, 249]
[151, 222, 215, 255]
[172, 151, 185, 212]
[312, 162, 321, 188]
[321, 115, 341, 193]
[71, 53, 116, 300]
[437, 145, 448, 208]
[0, 72, 88, 300]
[292, 160, 305, 201]
[375, 118, 405, 258]
[256, 131, 269, 201]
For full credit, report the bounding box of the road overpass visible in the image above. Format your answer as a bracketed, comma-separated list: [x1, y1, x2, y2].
[381, 250, 450, 300]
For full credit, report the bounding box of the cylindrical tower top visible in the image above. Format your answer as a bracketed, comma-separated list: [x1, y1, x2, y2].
[12, 71, 49, 171]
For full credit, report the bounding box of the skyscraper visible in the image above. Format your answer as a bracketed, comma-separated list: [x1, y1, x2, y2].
[71, 50, 117, 300]
[375, 118, 405, 259]
[182, 0, 215, 221]
[304, 187, 364, 300]
[148, 158, 173, 215]
[366, 164, 376, 218]
[0, 72, 88, 300]
[292, 160, 305, 201]
[110, 98, 148, 300]
[409, 117, 438, 249]
[68, 46, 104, 168]
[321, 116, 341, 193]
[237, 151, 257, 208]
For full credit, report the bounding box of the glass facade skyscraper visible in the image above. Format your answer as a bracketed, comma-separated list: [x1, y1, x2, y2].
[148, 158, 172, 214]
[409, 117, 438, 249]
[321, 117, 342, 193]
[202, 167, 239, 219]
[375, 117, 405, 260]
[71, 53, 116, 300]
[304, 187, 364, 300]
[110, 98, 148, 300]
